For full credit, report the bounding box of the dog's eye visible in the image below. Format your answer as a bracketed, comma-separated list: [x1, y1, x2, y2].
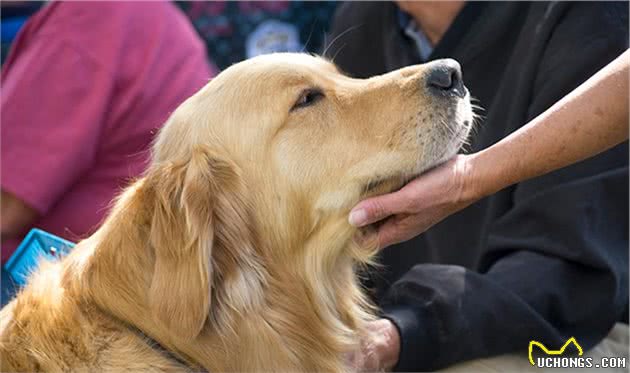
[291, 88, 324, 111]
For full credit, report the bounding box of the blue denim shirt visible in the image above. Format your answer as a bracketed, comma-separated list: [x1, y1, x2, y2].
[397, 9, 434, 62]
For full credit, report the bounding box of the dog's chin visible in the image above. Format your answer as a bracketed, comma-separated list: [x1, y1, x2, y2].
[362, 104, 473, 199]
[363, 134, 469, 198]
[418, 113, 473, 172]
[419, 138, 464, 175]
[362, 167, 422, 198]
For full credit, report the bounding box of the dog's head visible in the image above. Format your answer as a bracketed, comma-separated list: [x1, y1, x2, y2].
[97, 54, 473, 345]
[154, 53, 472, 235]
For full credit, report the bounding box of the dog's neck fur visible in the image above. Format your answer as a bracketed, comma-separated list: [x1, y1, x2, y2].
[63, 177, 376, 372]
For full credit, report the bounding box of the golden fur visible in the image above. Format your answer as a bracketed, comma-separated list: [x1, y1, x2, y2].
[0, 53, 473, 372]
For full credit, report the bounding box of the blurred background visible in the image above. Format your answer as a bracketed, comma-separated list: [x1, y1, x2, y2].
[0, 0, 339, 262]
[2, 1, 338, 67]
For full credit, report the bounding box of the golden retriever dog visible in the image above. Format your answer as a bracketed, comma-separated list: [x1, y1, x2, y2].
[0, 53, 473, 372]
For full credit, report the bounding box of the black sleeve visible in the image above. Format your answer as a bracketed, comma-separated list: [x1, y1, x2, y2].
[381, 3, 629, 371]
[322, 1, 392, 78]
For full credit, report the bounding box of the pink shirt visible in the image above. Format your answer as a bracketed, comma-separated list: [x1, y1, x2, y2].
[1, 2, 214, 262]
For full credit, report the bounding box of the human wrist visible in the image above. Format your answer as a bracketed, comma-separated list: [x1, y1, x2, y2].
[378, 319, 401, 370]
[381, 305, 429, 371]
[453, 154, 482, 206]
[461, 151, 506, 202]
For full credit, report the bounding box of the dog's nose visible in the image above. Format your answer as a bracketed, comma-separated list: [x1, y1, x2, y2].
[426, 59, 465, 97]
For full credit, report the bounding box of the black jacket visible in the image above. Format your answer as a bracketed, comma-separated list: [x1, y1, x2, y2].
[326, 2, 628, 371]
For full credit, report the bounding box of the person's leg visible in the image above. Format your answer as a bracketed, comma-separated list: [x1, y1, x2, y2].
[441, 323, 629, 373]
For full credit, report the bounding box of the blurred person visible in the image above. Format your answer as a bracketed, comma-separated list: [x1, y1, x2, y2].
[1, 1, 213, 263]
[350, 49, 629, 246]
[177, 1, 338, 70]
[326, 1, 628, 371]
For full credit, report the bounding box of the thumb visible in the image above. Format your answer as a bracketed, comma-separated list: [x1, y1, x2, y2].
[349, 191, 408, 227]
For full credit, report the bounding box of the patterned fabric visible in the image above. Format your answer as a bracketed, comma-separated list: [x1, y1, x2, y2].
[177, 1, 338, 70]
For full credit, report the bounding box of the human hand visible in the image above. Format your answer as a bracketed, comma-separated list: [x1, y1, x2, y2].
[347, 319, 400, 372]
[348, 155, 478, 249]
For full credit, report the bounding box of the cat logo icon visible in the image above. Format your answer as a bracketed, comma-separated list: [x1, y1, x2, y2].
[528, 337, 583, 366]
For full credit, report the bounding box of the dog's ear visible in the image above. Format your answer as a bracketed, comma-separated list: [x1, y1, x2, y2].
[146, 146, 236, 340]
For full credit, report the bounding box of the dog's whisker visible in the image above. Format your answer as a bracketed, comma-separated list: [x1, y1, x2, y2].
[300, 22, 317, 54]
[331, 43, 348, 65]
[323, 24, 361, 58]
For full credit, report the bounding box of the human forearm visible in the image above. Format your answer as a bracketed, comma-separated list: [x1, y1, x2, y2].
[382, 258, 623, 370]
[1, 190, 38, 240]
[379, 154, 627, 370]
[380, 263, 561, 371]
[349, 51, 629, 245]
[467, 50, 629, 199]
[348, 318, 400, 371]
